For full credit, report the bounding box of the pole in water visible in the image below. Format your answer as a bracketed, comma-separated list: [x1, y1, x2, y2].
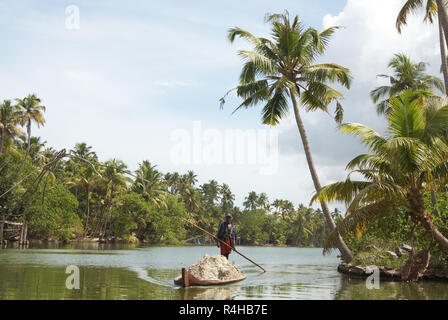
[181, 217, 266, 273]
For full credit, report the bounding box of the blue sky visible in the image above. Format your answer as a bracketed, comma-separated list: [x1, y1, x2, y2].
[0, 0, 442, 209]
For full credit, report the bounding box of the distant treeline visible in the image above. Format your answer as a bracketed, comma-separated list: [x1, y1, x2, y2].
[0, 96, 337, 246]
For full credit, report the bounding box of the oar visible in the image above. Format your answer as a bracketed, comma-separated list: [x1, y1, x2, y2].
[181, 217, 266, 273]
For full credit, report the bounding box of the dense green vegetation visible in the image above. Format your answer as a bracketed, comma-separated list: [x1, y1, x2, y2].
[221, 7, 448, 271]
[0, 99, 335, 246]
[341, 192, 448, 268]
[2, 4, 448, 279]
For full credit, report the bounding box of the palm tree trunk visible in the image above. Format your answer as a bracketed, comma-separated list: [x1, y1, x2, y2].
[410, 191, 448, 252]
[437, 0, 448, 48]
[420, 212, 448, 251]
[438, 7, 448, 217]
[431, 189, 439, 217]
[0, 128, 4, 155]
[439, 8, 448, 94]
[93, 206, 105, 237]
[290, 90, 353, 262]
[84, 185, 90, 237]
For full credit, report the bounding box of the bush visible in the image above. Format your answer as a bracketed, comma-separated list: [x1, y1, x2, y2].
[27, 181, 81, 241]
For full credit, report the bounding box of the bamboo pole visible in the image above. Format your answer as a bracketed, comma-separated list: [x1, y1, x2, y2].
[0, 216, 4, 248]
[181, 217, 266, 272]
[23, 223, 27, 247]
[19, 217, 24, 247]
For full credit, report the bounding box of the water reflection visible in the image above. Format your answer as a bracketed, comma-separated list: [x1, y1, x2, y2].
[0, 245, 447, 300]
[182, 286, 238, 300]
[335, 274, 448, 300]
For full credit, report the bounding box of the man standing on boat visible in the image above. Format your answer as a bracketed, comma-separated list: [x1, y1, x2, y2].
[216, 213, 237, 259]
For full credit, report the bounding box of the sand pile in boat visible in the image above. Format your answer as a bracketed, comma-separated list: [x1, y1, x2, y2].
[187, 254, 245, 281]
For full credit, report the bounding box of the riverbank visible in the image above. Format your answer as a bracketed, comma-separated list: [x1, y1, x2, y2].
[2, 237, 303, 248]
[10, 235, 300, 246]
[338, 262, 448, 281]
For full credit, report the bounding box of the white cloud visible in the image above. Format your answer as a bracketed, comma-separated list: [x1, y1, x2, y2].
[275, 0, 443, 210]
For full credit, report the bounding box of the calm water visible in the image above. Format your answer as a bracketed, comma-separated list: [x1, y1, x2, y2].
[0, 244, 447, 300]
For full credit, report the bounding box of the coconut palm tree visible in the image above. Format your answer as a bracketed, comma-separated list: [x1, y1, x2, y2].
[290, 209, 313, 245]
[66, 165, 98, 236]
[396, 0, 448, 92]
[243, 191, 259, 211]
[271, 199, 283, 215]
[96, 159, 132, 237]
[200, 180, 220, 208]
[279, 200, 295, 219]
[312, 90, 448, 254]
[101, 159, 131, 200]
[133, 161, 167, 209]
[219, 183, 235, 212]
[16, 136, 47, 165]
[185, 170, 198, 187]
[257, 192, 270, 211]
[370, 53, 444, 115]
[165, 172, 181, 195]
[37, 147, 59, 181]
[182, 187, 201, 214]
[71, 142, 97, 160]
[15, 94, 46, 170]
[222, 11, 353, 261]
[0, 100, 24, 155]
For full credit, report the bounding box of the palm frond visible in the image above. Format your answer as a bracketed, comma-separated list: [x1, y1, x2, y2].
[334, 101, 343, 124]
[261, 86, 289, 125]
[303, 63, 351, 89]
[300, 82, 343, 112]
[370, 85, 392, 104]
[310, 179, 373, 206]
[424, 0, 437, 23]
[338, 123, 387, 152]
[238, 50, 278, 76]
[228, 27, 261, 46]
[323, 200, 392, 254]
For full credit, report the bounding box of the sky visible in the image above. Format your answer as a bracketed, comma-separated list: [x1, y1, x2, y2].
[0, 0, 443, 210]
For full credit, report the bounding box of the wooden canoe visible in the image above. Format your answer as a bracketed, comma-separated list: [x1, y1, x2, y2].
[174, 268, 246, 287]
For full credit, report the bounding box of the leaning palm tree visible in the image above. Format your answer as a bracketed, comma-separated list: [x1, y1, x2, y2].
[0, 100, 25, 155]
[15, 94, 46, 170]
[370, 53, 443, 115]
[396, 0, 448, 92]
[221, 11, 353, 261]
[312, 90, 448, 254]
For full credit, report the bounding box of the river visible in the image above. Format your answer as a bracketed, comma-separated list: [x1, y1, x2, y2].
[0, 244, 447, 300]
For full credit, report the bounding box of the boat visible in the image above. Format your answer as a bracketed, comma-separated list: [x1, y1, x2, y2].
[173, 268, 246, 287]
